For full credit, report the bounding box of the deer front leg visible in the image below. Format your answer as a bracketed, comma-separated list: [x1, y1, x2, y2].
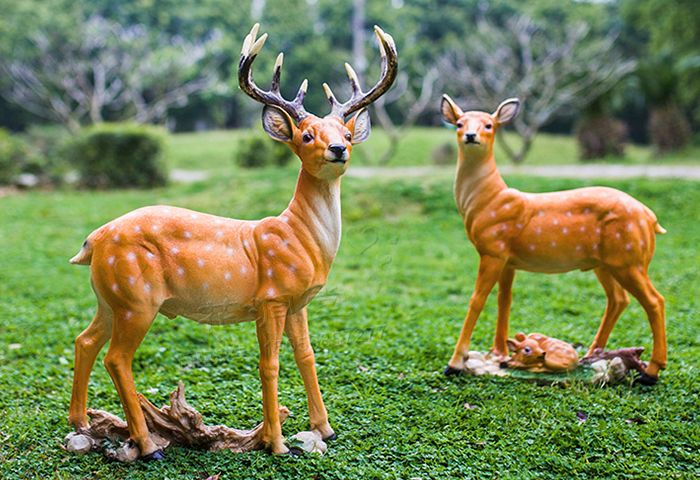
[492, 267, 515, 360]
[256, 302, 289, 454]
[285, 307, 335, 441]
[445, 255, 505, 374]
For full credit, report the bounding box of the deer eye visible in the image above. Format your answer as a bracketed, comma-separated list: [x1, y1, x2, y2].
[345, 132, 352, 141]
[523, 346, 532, 355]
[485, 124, 493, 130]
[456, 122, 463, 128]
[302, 132, 313, 143]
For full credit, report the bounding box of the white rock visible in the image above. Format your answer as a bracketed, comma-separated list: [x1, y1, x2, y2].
[467, 351, 485, 361]
[64, 432, 93, 455]
[105, 443, 140, 462]
[290, 431, 327, 454]
[465, 358, 485, 371]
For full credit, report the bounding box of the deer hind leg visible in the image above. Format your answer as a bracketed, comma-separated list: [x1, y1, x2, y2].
[492, 267, 515, 360]
[256, 302, 289, 454]
[610, 266, 667, 381]
[103, 306, 161, 459]
[285, 307, 335, 441]
[68, 302, 113, 430]
[446, 255, 505, 374]
[585, 267, 630, 357]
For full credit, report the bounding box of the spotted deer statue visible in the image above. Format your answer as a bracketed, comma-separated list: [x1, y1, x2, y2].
[506, 333, 579, 373]
[440, 95, 667, 385]
[67, 23, 397, 459]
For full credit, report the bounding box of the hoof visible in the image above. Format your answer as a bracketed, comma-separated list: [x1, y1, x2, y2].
[635, 372, 658, 386]
[443, 365, 464, 376]
[141, 449, 166, 461]
[499, 361, 510, 369]
[323, 432, 337, 441]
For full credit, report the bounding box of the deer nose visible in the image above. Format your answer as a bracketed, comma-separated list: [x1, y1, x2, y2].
[328, 144, 346, 156]
[464, 133, 478, 143]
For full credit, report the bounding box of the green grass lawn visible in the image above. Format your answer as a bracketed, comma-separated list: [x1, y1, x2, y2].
[1, 167, 699, 479]
[166, 127, 700, 171]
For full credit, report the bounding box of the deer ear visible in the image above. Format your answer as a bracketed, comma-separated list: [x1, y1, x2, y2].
[493, 98, 520, 125]
[347, 108, 371, 144]
[262, 105, 294, 142]
[441, 94, 463, 125]
[506, 339, 519, 352]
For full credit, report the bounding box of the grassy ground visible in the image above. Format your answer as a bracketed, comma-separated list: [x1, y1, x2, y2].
[1, 166, 699, 479]
[166, 127, 700, 171]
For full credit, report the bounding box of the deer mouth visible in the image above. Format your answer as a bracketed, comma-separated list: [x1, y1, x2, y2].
[464, 139, 480, 145]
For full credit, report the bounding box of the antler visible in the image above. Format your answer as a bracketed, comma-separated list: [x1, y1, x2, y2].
[238, 23, 309, 122]
[323, 25, 398, 119]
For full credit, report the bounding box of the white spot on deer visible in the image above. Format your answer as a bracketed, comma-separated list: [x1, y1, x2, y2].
[538, 210, 545, 217]
[197, 258, 205, 267]
[267, 249, 275, 257]
[592, 244, 599, 250]
[177, 266, 185, 276]
[144, 283, 152, 293]
[550, 240, 557, 247]
[553, 218, 559, 226]
[640, 240, 645, 247]
[241, 266, 248, 274]
[261, 233, 269, 240]
[224, 272, 232, 281]
[107, 256, 115, 265]
[267, 268, 273, 278]
[497, 241, 505, 250]
[627, 222, 634, 231]
[579, 226, 586, 233]
[584, 207, 591, 214]
[184, 231, 192, 239]
[109, 224, 116, 231]
[214, 219, 224, 225]
[288, 264, 297, 272]
[146, 252, 155, 260]
[267, 288, 275, 297]
[127, 252, 136, 262]
[152, 224, 160, 232]
[504, 203, 511, 210]
[490, 211, 496, 218]
[535, 226, 542, 235]
[528, 244, 535, 251]
[595, 227, 601, 235]
[113, 234, 120, 242]
[204, 244, 213, 252]
[171, 246, 180, 254]
[226, 247, 234, 256]
[112, 283, 119, 292]
[625, 243, 632, 251]
[615, 232, 621, 239]
[128, 276, 136, 285]
[243, 240, 250, 248]
[125, 311, 133, 319]
[562, 227, 569, 234]
[566, 211, 572, 217]
[516, 223, 523, 229]
[638, 219, 645, 228]
[281, 215, 289, 223]
[215, 231, 224, 239]
[190, 213, 198, 219]
[282, 239, 290, 247]
[575, 245, 582, 251]
[133, 225, 141, 232]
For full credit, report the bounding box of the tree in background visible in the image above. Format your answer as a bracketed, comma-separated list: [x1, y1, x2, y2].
[439, 14, 634, 164]
[0, 16, 222, 131]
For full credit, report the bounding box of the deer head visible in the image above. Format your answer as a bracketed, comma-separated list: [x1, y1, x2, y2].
[239, 24, 397, 180]
[440, 96, 520, 162]
[506, 332, 546, 368]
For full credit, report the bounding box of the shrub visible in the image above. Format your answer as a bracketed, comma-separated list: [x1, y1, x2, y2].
[431, 142, 456, 166]
[235, 134, 294, 168]
[0, 128, 28, 185]
[575, 115, 627, 161]
[21, 125, 72, 184]
[67, 123, 167, 188]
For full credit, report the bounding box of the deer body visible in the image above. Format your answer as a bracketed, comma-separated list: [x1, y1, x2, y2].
[68, 23, 397, 459]
[442, 96, 667, 385]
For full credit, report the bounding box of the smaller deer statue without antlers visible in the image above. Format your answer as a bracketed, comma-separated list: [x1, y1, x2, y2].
[440, 95, 667, 385]
[67, 23, 397, 459]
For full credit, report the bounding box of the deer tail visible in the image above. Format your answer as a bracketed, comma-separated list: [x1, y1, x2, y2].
[642, 205, 667, 235]
[69, 239, 93, 265]
[655, 223, 667, 235]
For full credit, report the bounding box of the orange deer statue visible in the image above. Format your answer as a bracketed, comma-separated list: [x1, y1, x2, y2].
[506, 332, 579, 373]
[67, 23, 397, 459]
[440, 95, 666, 385]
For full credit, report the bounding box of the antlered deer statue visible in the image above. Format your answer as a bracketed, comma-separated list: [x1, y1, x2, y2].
[67, 24, 397, 459]
[440, 95, 667, 385]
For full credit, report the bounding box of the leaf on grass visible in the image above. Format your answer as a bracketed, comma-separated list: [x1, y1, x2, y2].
[625, 417, 646, 425]
[576, 411, 588, 422]
[203, 474, 220, 480]
[463, 403, 479, 410]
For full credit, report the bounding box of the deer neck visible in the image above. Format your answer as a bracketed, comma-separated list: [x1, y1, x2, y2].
[283, 167, 342, 267]
[454, 149, 507, 222]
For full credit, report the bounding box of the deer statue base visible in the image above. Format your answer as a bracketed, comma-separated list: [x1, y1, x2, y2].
[452, 346, 649, 388]
[64, 382, 291, 462]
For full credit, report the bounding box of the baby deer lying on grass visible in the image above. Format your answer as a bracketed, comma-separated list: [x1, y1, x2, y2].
[440, 95, 666, 385]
